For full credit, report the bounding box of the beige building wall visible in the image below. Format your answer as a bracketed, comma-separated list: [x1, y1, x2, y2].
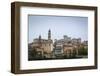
[63, 46, 74, 54]
[41, 42, 53, 54]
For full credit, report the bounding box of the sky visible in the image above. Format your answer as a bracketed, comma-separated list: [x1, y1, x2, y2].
[28, 15, 88, 43]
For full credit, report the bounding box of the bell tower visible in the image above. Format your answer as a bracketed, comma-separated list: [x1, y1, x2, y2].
[39, 35, 42, 46]
[48, 29, 51, 40]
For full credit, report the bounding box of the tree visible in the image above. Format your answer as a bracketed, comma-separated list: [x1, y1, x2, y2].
[78, 46, 88, 55]
[31, 48, 37, 57]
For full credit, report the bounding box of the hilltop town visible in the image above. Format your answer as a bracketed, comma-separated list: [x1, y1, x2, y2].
[28, 29, 88, 60]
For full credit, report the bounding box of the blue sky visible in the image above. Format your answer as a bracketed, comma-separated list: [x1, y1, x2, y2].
[28, 15, 88, 43]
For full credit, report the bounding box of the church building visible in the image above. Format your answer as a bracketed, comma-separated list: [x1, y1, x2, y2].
[31, 29, 53, 58]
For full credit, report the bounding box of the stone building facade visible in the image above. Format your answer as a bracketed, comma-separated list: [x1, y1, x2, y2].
[31, 29, 53, 58]
[53, 35, 82, 58]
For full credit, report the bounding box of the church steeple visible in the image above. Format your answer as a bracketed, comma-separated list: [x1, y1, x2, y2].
[48, 29, 51, 40]
[39, 35, 41, 40]
[39, 35, 42, 46]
